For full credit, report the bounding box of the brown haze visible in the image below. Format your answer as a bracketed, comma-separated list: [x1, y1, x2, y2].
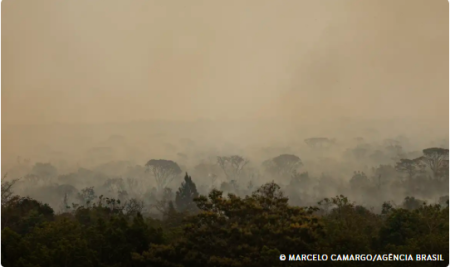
[2, 0, 449, 170]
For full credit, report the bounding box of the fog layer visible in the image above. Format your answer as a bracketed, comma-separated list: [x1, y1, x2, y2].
[2, 1, 448, 187]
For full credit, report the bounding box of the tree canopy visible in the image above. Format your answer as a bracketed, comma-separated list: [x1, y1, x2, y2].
[175, 173, 199, 213]
[262, 154, 302, 178]
[145, 159, 182, 190]
[1, 179, 448, 267]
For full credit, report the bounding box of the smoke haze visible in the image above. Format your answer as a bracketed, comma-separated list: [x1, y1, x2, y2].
[2, 0, 448, 170]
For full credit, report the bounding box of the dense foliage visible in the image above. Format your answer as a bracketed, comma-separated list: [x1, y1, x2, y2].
[2, 143, 448, 266]
[2, 177, 448, 267]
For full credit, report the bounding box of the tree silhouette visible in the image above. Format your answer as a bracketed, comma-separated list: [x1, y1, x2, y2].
[395, 159, 420, 181]
[262, 154, 302, 178]
[217, 155, 248, 180]
[145, 159, 182, 190]
[175, 173, 199, 213]
[416, 148, 449, 180]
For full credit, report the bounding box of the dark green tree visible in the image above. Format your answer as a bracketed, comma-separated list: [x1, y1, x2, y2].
[175, 173, 199, 213]
[1, 197, 54, 235]
[136, 182, 324, 267]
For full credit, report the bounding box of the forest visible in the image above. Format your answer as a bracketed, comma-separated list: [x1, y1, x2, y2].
[3, 0, 448, 266]
[1, 133, 449, 267]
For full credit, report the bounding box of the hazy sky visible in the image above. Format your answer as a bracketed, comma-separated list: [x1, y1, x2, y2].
[2, 0, 448, 126]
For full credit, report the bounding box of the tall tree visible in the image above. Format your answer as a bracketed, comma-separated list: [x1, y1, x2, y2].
[175, 173, 199, 213]
[145, 159, 182, 190]
[262, 154, 302, 178]
[416, 148, 449, 180]
[217, 155, 248, 180]
[395, 159, 420, 181]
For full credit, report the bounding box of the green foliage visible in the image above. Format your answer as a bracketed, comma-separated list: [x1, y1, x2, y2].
[402, 197, 425, 210]
[318, 195, 381, 255]
[1, 197, 54, 235]
[1, 227, 25, 266]
[25, 219, 96, 267]
[175, 173, 199, 213]
[379, 203, 449, 258]
[140, 182, 324, 267]
[1, 181, 448, 267]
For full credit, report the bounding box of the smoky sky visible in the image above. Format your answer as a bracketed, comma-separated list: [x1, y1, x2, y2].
[2, 0, 448, 128]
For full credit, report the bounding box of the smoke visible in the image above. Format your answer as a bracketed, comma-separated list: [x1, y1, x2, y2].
[2, 0, 448, 168]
